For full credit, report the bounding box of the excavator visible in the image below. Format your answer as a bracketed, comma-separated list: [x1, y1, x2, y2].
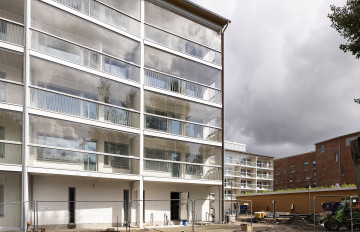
[320, 137, 360, 231]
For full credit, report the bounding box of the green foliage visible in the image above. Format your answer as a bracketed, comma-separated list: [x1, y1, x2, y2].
[328, 0, 360, 58]
[255, 183, 356, 194]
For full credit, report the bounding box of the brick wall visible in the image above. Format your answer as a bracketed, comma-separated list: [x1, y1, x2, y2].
[237, 187, 357, 214]
[274, 132, 360, 190]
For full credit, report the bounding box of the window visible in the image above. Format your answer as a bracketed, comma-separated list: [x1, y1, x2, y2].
[283, 166, 287, 174]
[322, 167, 325, 175]
[0, 126, 4, 158]
[320, 145, 325, 153]
[303, 162, 309, 171]
[0, 185, 3, 216]
[279, 176, 282, 183]
[312, 161, 316, 169]
[296, 173, 300, 182]
[289, 175, 293, 183]
[313, 171, 316, 179]
[275, 177, 278, 184]
[289, 164, 295, 173]
[346, 136, 357, 146]
[289, 184, 295, 189]
[341, 166, 344, 175]
[275, 167, 280, 175]
[104, 142, 129, 169]
[334, 152, 338, 162]
[186, 153, 203, 175]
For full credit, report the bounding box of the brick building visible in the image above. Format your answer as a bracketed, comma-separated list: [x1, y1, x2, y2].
[274, 131, 360, 191]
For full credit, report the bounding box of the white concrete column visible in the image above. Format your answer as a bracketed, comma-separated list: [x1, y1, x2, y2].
[22, 0, 31, 230]
[138, 0, 145, 228]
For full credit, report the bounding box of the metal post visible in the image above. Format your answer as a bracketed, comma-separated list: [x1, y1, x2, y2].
[313, 197, 316, 232]
[117, 216, 119, 232]
[36, 200, 38, 232]
[350, 196, 353, 232]
[230, 180, 233, 214]
[192, 200, 195, 232]
[308, 185, 311, 215]
[272, 200, 276, 220]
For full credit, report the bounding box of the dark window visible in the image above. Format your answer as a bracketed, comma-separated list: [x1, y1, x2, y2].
[320, 145, 325, 153]
[289, 165, 295, 173]
[312, 161, 316, 169]
[275, 167, 280, 175]
[334, 152, 338, 162]
[322, 167, 325, 175]
[303, 162, 308, 171]
[341, 166, 344, 175]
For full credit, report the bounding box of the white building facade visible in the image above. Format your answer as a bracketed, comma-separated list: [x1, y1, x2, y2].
[0, 0, 229, 230]
[224, 141, 274, 202]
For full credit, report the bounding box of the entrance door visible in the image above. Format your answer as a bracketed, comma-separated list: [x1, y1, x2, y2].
[124, 190, 129, 222]
[69, 187, 76, 224]
[170, 192, 180, 220]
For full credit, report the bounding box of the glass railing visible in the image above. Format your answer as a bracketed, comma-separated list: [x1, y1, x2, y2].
[53, 0, 140, 36]
[0, 81, 23, 105]
[145, 114, 221, 142]
[257, 163, 273, 169]
[31, 30, 140, 82]
[145, 69, 221, 104]
[145, 25, 221, 65]
[240, 183, 257, 189]
[240, 172, 256, 178]
[144, 160, 221, 181]
[0, 19, 24, 46]
[224, 194, 236, 200]
[257, 174, 273, 179]
[0, 143, 22, 165]
[29, 146, 139, 175]
[30, 88, 140, 128]
[240, 161, 256, 167]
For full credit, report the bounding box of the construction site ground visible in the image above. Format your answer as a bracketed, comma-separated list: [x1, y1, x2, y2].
[130, 216, 347, 232]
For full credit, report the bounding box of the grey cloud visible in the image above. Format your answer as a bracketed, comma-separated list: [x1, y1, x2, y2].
[192, 0, 360, 158]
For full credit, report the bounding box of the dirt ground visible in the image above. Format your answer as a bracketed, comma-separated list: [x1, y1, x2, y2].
[130, 216, 350, 232]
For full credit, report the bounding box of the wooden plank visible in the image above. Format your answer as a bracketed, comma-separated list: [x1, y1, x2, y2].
[350, 137, 360, 197]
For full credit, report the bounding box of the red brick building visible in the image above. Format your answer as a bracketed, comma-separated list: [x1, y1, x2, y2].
[274, 131, 360, 191]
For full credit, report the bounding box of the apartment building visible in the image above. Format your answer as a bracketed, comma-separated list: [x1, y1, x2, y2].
[0, 0, 230, 229]
[274, 131, 360, 190]
[224, 141, 274, 203]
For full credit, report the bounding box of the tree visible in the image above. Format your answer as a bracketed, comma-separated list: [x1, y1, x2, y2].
[328, 0, 360, 58]
[328, 1, 360, 104]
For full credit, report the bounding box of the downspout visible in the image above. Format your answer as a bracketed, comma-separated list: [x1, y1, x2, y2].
[339, 138, 341, 185]
[221, 21, 229, 223]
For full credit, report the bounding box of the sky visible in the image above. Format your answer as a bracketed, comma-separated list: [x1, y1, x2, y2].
[192, 0, 360, 158]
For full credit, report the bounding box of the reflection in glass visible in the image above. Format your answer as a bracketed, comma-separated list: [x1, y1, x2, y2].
[145, 69, 221, 103]
[31, 31, 140, 82]
[53, 0, 140, 36]
[145, 25, 221, 65]
[144, 91, 221, 127]
[145, 46, 221, 89]
[145, 1, 221, 51]
[32, 0, 140, 64]
[144, 136, 221, 166]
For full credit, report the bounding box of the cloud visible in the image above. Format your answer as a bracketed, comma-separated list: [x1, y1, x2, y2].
[192, 0, 360, 158]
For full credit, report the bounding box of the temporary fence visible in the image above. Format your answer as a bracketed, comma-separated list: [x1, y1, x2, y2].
[34, 201, 125, 231]
[0, 201, 33, 232]
[1, 198, 254, 232]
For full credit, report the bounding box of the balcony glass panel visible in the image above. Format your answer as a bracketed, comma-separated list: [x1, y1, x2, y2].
[0, 49, 23, 83]
[145, 70, 221, 103]
[145, 1, 221, 51]
[0, 81, 23, 105]
[144, 160, 221, 181]
[0, 19, 24, 46]
[0, 110, 22, 142]
[29, 115, 140, 156]
[145, 115, 221, 142]
[30, 88, 139, 128]
[32, 0, 140, 64]
[145, 25, 221, 65]
[145, 46, 221, 89]
[0, 143, 22, 165]
[100, 0, 140, 19]
[0, 0, 24, 23]
[53, 0, 140, 36]
[31, 31, 140, 82]
[144, 136, 221, 166]
[144, 91, 221, 127]
[29, 146, 139, 174]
